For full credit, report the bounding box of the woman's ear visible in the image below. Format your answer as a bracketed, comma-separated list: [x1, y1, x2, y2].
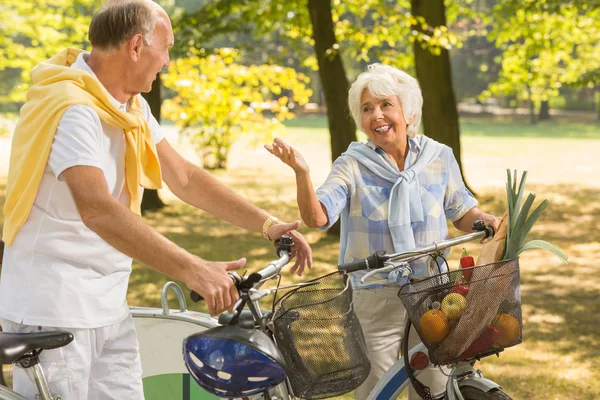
[407, 114, 415, 124]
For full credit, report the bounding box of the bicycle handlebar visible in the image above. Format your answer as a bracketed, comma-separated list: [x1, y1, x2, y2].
[338, 250, 388, 273]
[338, 220, 494, 274]
[190, 236, 294, 303]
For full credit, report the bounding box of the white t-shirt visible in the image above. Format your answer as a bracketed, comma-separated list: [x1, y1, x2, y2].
[0, 52, 164, 328]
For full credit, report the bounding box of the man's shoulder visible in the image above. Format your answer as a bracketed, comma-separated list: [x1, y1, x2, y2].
[59, 104, 102, 127]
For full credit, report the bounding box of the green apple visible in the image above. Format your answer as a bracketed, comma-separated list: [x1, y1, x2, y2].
[441, 292, 467, 320]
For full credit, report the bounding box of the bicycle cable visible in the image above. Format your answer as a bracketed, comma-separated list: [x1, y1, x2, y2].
[271, 274, 283, 316]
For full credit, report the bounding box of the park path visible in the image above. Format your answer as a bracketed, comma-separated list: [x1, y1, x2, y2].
[1, 124, 599, 190]
[222, 132, 600, 191]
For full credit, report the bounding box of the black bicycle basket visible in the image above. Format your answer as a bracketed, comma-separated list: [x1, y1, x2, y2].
[398, 258, 522, 365]
[272, 272, 370, 399]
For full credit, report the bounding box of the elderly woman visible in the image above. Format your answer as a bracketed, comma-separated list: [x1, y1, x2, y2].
[266, 64, 500, 399]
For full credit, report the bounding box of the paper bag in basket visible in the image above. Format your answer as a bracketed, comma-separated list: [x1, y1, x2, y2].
[476, 210, 508, 265]
[438, 212, 513, 360]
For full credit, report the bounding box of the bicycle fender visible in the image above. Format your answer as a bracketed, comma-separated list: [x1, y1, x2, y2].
[453, 375, 501, 396]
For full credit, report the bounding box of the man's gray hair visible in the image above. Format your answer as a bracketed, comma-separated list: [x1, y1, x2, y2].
[348, 64, 423, 138]
[89, 0, 162, 52]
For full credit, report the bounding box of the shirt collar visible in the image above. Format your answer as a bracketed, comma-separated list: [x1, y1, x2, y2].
[71, 52, 129, 112]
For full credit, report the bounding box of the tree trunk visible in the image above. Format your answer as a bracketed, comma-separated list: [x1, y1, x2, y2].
[307, 0, 357, 163]
[141, 74, 166, 213]
[529, 100, 537, 125]
[538, 100, 550, 121]
[411, 0, 471, 191]
[307, 0, 356, 236]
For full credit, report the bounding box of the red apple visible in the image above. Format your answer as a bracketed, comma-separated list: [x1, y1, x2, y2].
[457, 325, 500, 360]
[449, 284, 469, 297]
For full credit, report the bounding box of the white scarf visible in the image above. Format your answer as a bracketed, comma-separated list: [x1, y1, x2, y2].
[343, 135, 445, 252]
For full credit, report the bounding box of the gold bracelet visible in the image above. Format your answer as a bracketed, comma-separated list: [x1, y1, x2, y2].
[262, 216, 279, 240]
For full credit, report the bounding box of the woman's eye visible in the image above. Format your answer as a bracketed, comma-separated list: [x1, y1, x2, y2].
[363, 107, 371, 113]
[383, 102, 392, 107]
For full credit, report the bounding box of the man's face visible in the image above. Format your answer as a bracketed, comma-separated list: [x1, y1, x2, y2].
[136, 16, 174, 93]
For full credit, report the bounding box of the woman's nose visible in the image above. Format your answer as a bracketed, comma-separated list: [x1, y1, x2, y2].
[372, 109, 383, 121]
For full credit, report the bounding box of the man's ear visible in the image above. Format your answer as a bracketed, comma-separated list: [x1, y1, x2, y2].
[129, 34, 144, 61]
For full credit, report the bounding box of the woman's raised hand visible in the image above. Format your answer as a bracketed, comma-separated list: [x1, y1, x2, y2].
[265, 138, 309, 175]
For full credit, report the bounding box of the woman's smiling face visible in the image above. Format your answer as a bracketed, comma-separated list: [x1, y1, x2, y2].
[360, 90, 411, 149]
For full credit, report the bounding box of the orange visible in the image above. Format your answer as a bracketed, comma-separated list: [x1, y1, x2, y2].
[492, 314, 521, 347]
[419, 309, 450, 344]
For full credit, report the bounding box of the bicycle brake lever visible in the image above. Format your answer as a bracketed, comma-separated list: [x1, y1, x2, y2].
[360, 263, 396, 284]
[248, 288, 271, 302]
[360, 262, 410, 284]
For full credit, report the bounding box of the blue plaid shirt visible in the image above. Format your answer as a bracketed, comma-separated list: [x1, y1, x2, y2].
[316, 136, 478, 289]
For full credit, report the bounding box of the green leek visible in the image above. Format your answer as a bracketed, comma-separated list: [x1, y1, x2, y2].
[503, 170, 568, 263]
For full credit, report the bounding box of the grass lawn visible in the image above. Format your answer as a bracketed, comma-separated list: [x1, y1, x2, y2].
[1, 116, 599, 399]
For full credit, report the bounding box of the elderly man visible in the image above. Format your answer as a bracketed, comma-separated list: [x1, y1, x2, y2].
[0, 0, 311, 398]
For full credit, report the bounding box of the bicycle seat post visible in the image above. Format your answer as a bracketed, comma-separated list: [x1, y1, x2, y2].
[20, 357, 56, 400]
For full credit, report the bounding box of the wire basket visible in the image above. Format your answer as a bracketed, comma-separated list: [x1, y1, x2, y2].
[272, 272, 370, 399]
[398, 259, 522, 365]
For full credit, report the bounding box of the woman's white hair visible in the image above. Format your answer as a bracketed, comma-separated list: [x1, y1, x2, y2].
[348, 64, 423, 138]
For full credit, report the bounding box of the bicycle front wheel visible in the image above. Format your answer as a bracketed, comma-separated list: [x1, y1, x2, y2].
[459, 386, 512, 400]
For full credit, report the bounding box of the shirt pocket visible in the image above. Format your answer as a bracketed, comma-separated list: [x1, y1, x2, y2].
[357, 185, 390, 221]
[420, 183, 445, 219]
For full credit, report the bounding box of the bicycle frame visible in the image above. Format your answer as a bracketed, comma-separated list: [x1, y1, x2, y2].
[135, 246, 296, 400]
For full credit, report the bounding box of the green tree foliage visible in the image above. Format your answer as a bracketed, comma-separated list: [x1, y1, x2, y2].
[483, 0, 600, 121]
[0, 0, 101, 103]
[174, 0, 471, 165]
[162, 48, 312, 169]
[450, 0, 502, 103]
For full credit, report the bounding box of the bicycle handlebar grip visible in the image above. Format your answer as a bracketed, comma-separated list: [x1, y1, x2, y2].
[472, 219, 495, 239]
[338, 258, 369, 273]
[338, 251, 387, 273]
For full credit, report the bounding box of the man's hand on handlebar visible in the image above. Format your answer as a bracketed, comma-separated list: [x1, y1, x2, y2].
[268, 220, 313, 276]
[186, 257, 245, 316]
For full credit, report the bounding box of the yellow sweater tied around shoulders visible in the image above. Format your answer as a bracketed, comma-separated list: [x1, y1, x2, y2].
[2, 48, 162, 246]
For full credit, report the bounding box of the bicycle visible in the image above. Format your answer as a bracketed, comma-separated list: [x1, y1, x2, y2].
[178, 220, 515, 400]
[0, 222, 516, 399]
[177, 221, 515, 399]
[336, 220, 515, 400]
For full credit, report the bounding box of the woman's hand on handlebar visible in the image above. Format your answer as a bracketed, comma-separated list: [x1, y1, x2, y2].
[454, 207, 501, 243]
[478, 212, 501, 243]
[186, 257, 245, 316]
[268, 221, 313, 277]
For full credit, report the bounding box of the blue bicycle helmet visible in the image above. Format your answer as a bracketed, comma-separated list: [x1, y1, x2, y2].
[183, 325, 287, 397]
